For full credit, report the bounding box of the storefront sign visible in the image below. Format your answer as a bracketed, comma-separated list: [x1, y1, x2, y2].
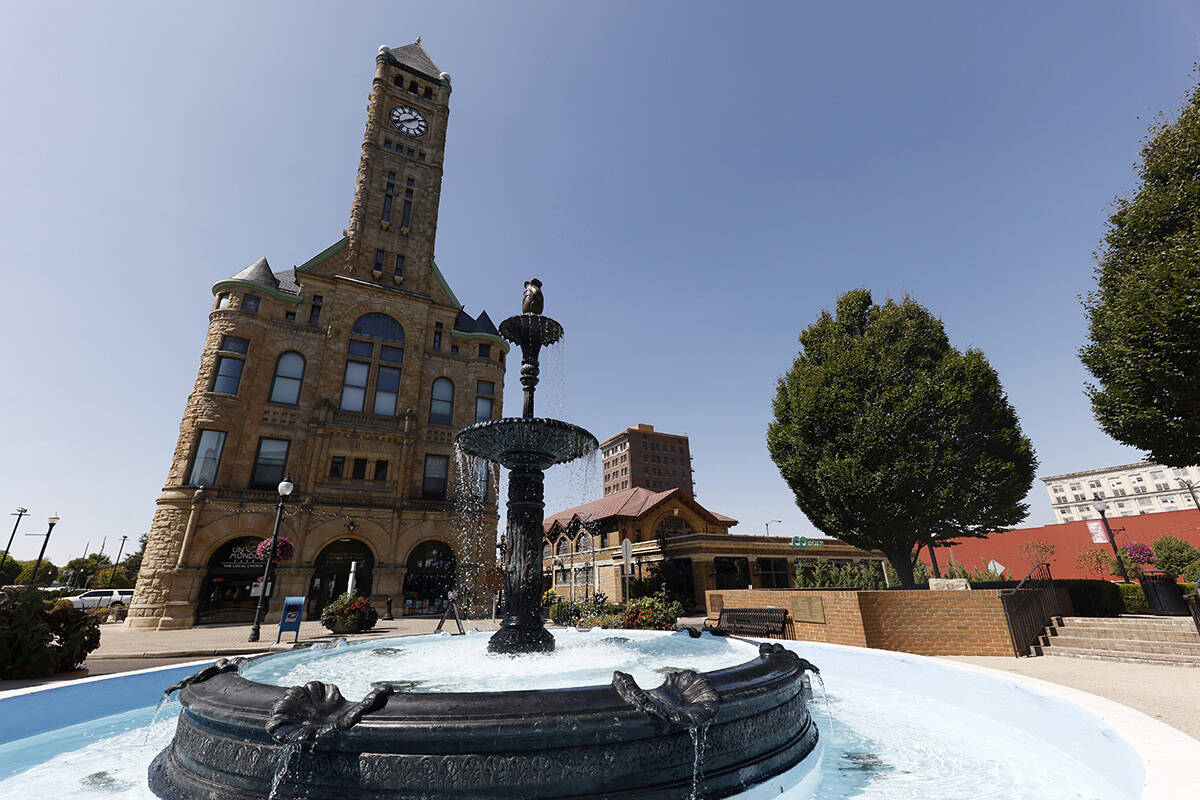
[790, 536, 824, 549]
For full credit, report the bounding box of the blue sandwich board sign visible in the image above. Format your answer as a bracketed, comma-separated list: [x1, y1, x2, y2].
[276, 596, 306, 644]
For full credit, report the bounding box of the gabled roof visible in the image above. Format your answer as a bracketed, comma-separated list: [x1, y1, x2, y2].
[544, 487, 738, 533]
[383, 42, 443, 82]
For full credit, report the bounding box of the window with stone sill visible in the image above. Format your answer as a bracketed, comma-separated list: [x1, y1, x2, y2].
[330, 456, 345, 479]
[250, 437, 289, 489]
[422, 454, 449, 499]
[352, 458, 368, 480]
[211, 356, 244, 395]
[216, 293, 231, 309]
[374, 460, 389, 482]
[268, 351, 305, 405]
[429, 377, 454, 425]
[242, 294, 260, 314]
[187, 430, 227, 487]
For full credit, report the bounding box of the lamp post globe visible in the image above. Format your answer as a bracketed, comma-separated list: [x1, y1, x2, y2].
[248, 475, 293, 642]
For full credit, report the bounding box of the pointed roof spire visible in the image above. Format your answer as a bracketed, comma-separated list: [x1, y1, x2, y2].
[227, 257, 280, 290]
[384, 40, 443, 82]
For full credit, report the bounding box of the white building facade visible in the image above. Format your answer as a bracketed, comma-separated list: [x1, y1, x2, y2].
[1043, 462, 1200, 523]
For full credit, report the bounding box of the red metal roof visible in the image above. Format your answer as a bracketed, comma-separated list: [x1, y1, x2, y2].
[918, 508, 1200, 580]
[543, 487, 737, 532]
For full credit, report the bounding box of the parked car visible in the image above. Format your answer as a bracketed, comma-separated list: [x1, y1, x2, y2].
[68, 589, 134, 609]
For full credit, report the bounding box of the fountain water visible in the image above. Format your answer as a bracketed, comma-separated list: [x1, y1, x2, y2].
[141, 281, 820, 799]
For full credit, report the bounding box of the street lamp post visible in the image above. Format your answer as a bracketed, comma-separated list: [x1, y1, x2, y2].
[248, 476, 294, 642]
[1091, 497, 1130, 583]
[109, 535, 129, 587]
[29, 513, 60, 585]
[0, 507, 28, 577]
[764, 519, 782, 536]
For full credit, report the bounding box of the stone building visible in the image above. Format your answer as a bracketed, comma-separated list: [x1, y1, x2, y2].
[129, 42, 508, 629]
[542, 487, 880, 609]
[600, 424, 694, 497]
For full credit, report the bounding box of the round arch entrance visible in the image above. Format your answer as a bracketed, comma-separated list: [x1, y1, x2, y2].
[196, 536, 266, 625]
[402, 540, 455, 616]
[307, 538, 375, 620]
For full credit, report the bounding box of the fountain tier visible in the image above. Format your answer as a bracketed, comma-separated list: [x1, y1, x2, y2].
[149, 639, 818, 800]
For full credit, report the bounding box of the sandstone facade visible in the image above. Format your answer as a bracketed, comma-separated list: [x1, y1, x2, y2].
[130, 43, 506, 629]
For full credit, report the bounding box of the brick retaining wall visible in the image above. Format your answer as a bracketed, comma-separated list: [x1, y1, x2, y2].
[706, 588, 1017, 657]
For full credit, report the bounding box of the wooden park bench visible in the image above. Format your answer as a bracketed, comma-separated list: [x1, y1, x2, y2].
[705, 607, 789, 638]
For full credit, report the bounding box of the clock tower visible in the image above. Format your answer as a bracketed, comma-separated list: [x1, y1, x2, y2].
[128, 42, 509, 629]
[344, 42, 453, 299]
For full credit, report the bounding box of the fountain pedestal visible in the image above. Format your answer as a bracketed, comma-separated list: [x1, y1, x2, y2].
[490, 465, 554, 653]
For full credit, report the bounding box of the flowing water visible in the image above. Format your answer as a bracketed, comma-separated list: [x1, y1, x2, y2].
[0, 633, 1131, 800]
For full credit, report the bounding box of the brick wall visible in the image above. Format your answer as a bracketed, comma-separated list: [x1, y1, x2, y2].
[706, 588, 1017, 657]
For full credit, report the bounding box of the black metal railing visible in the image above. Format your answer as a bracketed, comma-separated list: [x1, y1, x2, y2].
[1186, 578, 1200, 638]
[1000, 562, 1061, 657]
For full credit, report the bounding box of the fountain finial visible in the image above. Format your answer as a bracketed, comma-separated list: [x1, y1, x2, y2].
[522, 278, 544, 315]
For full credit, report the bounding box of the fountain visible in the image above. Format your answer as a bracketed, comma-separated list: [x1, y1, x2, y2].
[143, 281, 821, 799]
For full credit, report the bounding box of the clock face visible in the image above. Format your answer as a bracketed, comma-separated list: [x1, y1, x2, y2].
[389, 105, 428, 138]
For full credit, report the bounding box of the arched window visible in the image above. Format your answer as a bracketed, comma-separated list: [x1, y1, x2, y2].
[351, 313, 404, 343]
[556, 537, 570, 556]
[268, 352, 305, 404]
[429, 378, 454, 425]
[342, 313, 405, 414]
[575, 532, 592, 553]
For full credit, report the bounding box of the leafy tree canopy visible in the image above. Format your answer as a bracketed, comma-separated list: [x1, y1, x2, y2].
[1082, 78, 1200, 464]
[767, 289, 1037, 587]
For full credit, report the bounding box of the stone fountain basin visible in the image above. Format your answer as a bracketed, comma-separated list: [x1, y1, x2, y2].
[455, 417, 599, 469]
[148, 643, 816, 800]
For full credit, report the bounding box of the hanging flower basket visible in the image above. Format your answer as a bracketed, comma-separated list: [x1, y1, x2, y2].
[256, 537, 295, 562]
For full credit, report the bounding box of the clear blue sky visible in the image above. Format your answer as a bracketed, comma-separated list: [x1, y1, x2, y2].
[2, 1, 1198, 565]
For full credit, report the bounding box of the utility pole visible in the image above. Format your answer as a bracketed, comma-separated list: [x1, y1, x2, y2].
[0, 507, 28, 577]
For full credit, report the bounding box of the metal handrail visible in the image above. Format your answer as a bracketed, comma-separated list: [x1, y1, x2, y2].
[1186, 577, 1200, 638]
[1000, 562, 1061, 657]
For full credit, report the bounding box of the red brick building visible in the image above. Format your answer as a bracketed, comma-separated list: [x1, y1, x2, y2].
[918, 508, 1200, 580]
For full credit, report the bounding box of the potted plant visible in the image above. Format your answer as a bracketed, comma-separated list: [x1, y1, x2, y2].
[320, 591, 379, 634]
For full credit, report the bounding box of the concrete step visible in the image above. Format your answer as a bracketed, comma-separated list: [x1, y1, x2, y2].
[1044, 624, 1200, 644]
[1030, 643, 1200, 667]
[1057, 615, 1197, 631]
[1039, 633, 1200, 657]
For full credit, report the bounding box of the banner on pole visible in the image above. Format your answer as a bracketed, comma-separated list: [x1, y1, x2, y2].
[1086, 521, 1107, 544]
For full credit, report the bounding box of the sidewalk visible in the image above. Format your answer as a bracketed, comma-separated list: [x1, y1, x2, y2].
[88, 616, 501, 659]
[940, 654, 1200, 741]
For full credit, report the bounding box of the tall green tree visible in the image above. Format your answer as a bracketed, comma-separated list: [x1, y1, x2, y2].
[1081, 78, 1200, 465]
[767, 290, 1037, 587]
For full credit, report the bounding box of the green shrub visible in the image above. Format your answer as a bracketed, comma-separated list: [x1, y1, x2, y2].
[1055, 579, 1124, 617]
[578, 613, 621, 629]
[0, 588, 101, 678]
[51, 598, 75, 614]
[320, 592, 378, 633]
[44, 605, 101, 672]
[883, 559, 930, 588]
[1182, 557, 1200, 586]
[549, 599, 579, 626]
[798, 560, 887, 589]
[541, 588, 557, 607]
[1152, 536, 1199, 577]
[620, 586, 684, 630]
[1117, 582, 1149, 614]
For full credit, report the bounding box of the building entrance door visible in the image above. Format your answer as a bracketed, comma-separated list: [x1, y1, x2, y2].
[308, 539, 375, 620]
[402, 540, 455, 616]
[196, 536, 266, 625]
